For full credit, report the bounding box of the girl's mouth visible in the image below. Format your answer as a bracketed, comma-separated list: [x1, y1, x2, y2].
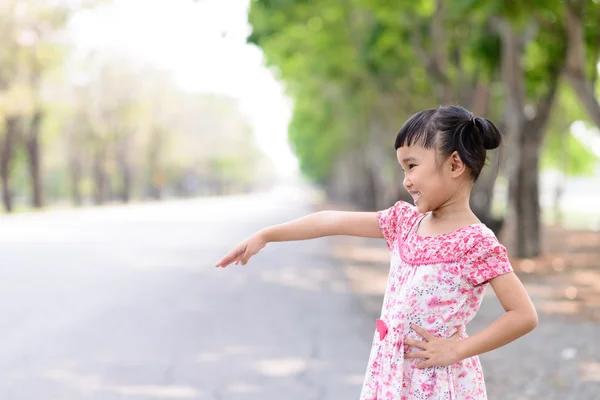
[410, 192, 421, 203]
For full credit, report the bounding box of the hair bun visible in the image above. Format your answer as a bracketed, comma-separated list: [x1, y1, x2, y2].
[473, 116, 502, 150]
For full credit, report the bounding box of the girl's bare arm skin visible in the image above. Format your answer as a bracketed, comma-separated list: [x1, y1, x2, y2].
[405, 272, 538, 368]
[215, 211, 382, 268]
[455, 273, 538, 359]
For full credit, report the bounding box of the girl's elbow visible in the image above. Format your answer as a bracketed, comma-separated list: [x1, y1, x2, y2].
[524, 309, 539, 332]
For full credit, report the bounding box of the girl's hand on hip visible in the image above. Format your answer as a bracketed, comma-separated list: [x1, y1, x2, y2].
[215, 233, 267, 268]
[404, 325, 463, 368]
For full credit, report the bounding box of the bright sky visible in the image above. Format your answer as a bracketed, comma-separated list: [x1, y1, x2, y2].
[67, 0, 299, 178]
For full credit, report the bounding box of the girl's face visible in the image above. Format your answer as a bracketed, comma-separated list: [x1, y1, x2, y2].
[396, 145, 457, 214]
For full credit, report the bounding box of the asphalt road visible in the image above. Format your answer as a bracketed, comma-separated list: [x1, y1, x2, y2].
[0, 189, 374, 399]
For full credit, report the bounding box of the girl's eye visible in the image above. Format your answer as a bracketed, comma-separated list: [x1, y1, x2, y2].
[408, 164, 416, 169]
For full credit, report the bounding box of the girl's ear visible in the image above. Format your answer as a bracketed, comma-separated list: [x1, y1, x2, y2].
[449, 151, 466, 178]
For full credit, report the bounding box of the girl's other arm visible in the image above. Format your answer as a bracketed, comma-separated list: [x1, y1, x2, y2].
[216, 211, 382, 267]
[456, 272, 538, 360]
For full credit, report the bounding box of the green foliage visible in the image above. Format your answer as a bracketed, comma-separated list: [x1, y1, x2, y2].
[584, 0, 600, 82]
[248, 0, 441, 183]
[541, 128, 599, 176]
[248, 0, 600, 189]
[287, 94, 348, 183]
[542, 83, 600, 176]
[248, 0, 369, 182]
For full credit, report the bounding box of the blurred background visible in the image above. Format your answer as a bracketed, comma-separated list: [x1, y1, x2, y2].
[0, 0, 599, 399]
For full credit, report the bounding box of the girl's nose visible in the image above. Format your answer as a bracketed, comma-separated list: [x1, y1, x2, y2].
[403, 175, 411, 189]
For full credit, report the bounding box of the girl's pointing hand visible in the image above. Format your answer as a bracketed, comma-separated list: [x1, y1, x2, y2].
[215, 233, 267, 268]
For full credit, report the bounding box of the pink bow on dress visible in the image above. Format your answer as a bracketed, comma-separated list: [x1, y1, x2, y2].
[375, 319, 388, 340]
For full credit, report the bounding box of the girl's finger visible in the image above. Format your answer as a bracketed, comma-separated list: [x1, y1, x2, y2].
[229, 248, 246, 262]
[216, 258, 229, 267]
[217, 251, 237, 266]
[240, 249, 251, 265]
[217, 248, 244, 267]
[405, 339, 428, 349]
[404, 351, 428, 359]
[411, 325, 434, 341]
[450, 327, 463, 339]
[215, 257, 226, 267]
[416, 360, 433, 369]
[217, 243, 250, 267]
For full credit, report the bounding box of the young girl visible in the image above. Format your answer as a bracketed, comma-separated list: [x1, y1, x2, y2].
[215, 105, 538, 399]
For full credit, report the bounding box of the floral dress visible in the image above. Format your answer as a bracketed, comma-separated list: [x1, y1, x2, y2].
[360, 201, 513, 399]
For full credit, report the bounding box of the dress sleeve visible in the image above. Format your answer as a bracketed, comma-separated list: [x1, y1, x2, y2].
[376, 200, 414, 251]
[463, 234, 514, 285]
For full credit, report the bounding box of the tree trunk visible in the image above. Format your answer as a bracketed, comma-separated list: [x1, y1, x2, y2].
[26, 110, 44, 208]
[326, 142, 379, 210]
[553, 128, 569, 225]
[106, 175, 115, 202]
[70, 159, 83, 207]
[466, 81, 504, 232]
[563, 1, 600, 128]
[553, 173, 565, 226]
[411, 0, 452, 105]
[507, 123, 542, 257]
[119, 160, 132, 203]
[327, 147, 368, 209]
[147, 128, 163, 200]
[499, 19, 563, 258]
[0, 117, 20, 213]
[471, 149, 503, 232]
[149, 176, 163, 200]
[367, 116, 396, 210]
[116, 140, 133, 203]
[67, 128, 84, 207]
[92, 144, 108, 205]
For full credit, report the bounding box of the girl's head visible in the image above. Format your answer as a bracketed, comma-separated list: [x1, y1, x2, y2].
[394, 105, 502, 214]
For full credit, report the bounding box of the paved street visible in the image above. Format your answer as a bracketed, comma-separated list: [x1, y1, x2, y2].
[0, 189, 373, 399]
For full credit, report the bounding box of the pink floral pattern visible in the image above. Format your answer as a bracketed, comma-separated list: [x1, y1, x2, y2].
[360, 201, 513, 399]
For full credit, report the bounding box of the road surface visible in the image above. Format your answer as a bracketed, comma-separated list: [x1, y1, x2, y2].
[0, 189, 374, 399]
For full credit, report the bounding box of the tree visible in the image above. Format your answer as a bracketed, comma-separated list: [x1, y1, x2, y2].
[248, 1, 442, 210]
[247, 0, 600, 258]
[498, 20, 564, 258]
[57, 50, 266, 205]
[0, 1, 23, 212]
[541, 83, 600, 225]
[0, 0, 102, 211]
[563, 0, 600, 128]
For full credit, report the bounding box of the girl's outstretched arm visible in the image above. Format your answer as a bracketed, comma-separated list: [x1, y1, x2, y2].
[215, 211, 382, 267]
[260, 211, 382, 242]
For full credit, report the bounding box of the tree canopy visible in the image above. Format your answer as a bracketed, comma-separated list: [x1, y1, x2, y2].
[247, 0, 600, 257]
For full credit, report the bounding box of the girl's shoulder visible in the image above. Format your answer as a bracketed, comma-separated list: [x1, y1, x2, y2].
[461, 224, 504, 252]
[377, 200, 421, 223]
[460, 224, 513, 285]
[378, 200, 422, 232]
[438, 223, 506, 259]
[376, 200, 421, 251]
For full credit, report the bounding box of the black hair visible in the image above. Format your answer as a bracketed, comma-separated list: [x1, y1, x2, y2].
[394, 105, 502, 180]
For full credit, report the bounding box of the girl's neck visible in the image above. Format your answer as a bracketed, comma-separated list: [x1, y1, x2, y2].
[430, 195, 476, 222]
